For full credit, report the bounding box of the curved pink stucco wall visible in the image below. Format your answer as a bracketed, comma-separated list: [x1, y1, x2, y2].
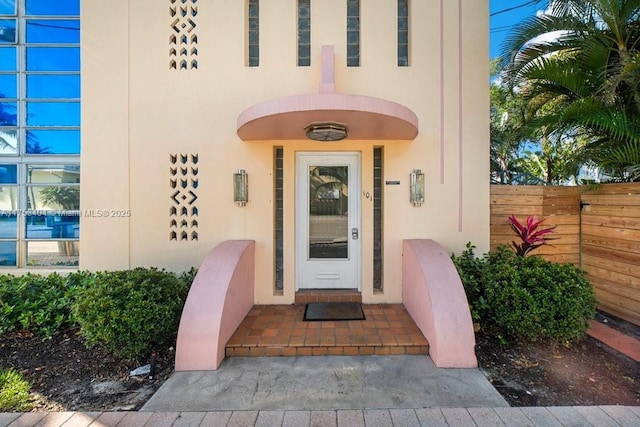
[402, 239, 477, 368]
[175, 240, 255, 371]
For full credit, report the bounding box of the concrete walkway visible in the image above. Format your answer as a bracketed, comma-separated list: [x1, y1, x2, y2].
[142, 356, 508, 412]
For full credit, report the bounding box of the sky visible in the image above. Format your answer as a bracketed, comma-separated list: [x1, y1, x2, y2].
[490, 0, 546, 59]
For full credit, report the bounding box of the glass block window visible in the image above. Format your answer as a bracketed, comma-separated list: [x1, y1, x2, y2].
[373, 147, 383, 290]
[346, 0, 360, 67]
[274, 147, 283, 292]
[248, 0, 259, 66]
[398, 0, 409, 66]
[0, 0, 80, 267]
[298, 0, 310, 66]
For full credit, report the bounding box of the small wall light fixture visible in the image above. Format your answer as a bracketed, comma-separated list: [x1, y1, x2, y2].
[234, 169, 248, 206]
[410, 169, 425, 207]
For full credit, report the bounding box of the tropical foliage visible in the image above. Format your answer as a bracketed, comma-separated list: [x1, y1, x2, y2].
[508, 214, 557, 256]
[452, 244, 597, 342]
[490, 60, 528, 184]
[497, 0, 640, 182]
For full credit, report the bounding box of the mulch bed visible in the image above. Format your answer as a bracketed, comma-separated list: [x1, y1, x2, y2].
[1, 310, 638, 411]
[476, 311, 639, 407]
[0, 329, 173, 411]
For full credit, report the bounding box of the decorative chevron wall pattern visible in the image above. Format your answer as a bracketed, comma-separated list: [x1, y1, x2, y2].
[169, 0, 198, 70]
[170, 153, 199, 241]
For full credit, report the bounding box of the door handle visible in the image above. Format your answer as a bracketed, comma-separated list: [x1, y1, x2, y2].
[351, 228, 359, 240]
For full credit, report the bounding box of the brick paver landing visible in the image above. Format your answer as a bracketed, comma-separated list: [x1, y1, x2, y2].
[225, 304, 429, 358]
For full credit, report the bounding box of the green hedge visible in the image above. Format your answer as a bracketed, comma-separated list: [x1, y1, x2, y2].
[72, 268, 189, 359]
[453, 245, 596, 342]
[1, 267, 196, 360]
[0, 271, 90, 338]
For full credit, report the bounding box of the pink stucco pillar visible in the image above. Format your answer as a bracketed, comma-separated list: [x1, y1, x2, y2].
[402, 239, 477, 368]
[175, 240, 255, 371]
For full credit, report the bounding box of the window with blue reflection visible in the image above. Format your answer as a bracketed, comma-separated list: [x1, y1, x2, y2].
[26, 102, 80, 126]
[1, 0, 79, 268]
[0, 101, 17, 125]
[27, 47, 80, 71]
[0, 19, 16, 43]
[0, 74, 16, 97]
[0, 164, 17, 183]
[0, 215, 17, 238]
[0, 241, 16, 265]
[26, 130, 80, 154]
[0, 1, 16, 15]
[0, 183, 17, 239]
[0, 129, 18, 154]
[26, 214, 79, 239]
[26, 0, 79, 16]
[27, 74, 80, 98]
[26, 20, 79, 43]
[0, 47, 16, 70]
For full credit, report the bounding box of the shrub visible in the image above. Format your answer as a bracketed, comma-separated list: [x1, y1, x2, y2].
[178, 267, 198, 289]
[451, 243, 488, 324]
[72, 267, 188, 359]
[0, 271, 91, 338]
[453, 245, 597, 342]
[0, 368, 32, 412]
[484, 247, 596, 341]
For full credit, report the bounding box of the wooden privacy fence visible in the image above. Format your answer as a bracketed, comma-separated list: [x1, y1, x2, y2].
[490, 185, 581, 265]
[580, 184, 640, 326]
[490, 183, 640, 326]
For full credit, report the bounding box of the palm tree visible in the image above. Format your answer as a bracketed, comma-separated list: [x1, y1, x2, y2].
[501, 0, 640, 181]
[519, 130, 588, 184]
[0, 95, 16, 127]
[0, 130, 17, 154]
[0, 94, 18, 154]
[490, 60, 529, 184]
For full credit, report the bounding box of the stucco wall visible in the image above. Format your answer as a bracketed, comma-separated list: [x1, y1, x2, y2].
[81, 0, 489, 304]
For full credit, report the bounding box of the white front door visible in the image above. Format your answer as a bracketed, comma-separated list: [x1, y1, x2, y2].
[296, 152, 361, 290]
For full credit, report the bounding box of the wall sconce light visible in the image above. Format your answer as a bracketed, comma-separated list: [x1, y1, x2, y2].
[234, 169, 248, 206]
[410, 169, 425, 207]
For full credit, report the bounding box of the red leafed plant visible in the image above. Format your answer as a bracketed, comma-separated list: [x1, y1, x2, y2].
[508, 214, 557, 256]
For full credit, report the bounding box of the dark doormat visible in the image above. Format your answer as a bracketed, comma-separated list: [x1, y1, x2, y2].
[304, 302, 365, 321]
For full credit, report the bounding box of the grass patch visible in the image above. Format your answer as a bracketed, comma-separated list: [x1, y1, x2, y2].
[0, 368, 32, 412]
